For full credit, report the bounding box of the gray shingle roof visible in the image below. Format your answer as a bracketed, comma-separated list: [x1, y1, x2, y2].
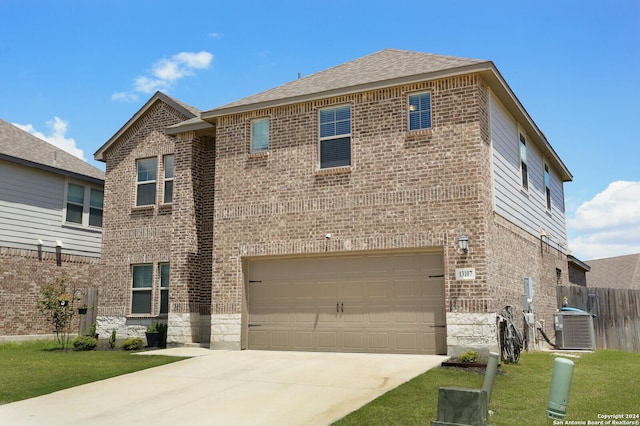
[202, 49, 489, 117]
[586, 253, 640, 289]
[0, 118, 104, 182]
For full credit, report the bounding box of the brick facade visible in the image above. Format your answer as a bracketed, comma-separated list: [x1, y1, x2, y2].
[209, 75, 497, 349]
[98, 54, 572, 355]
[98, 99, 212, 343]
[0, 247, 101, 338]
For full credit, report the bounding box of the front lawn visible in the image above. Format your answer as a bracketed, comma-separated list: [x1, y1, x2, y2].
[0, 340, 186, 404]
[334, 350, 640, 425]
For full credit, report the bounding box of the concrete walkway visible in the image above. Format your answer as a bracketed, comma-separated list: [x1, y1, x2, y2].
[0, 349, 447, 426]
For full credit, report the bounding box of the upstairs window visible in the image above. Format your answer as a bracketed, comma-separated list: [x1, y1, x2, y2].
[251, 118, 270, 153]
[65, 183, 103, 228]
[519, 133, 528, 191]
[65, 183, 84, 224]
[319, 105, 351, 169]
[89, 188, 104, 227]
[163, 154, 174, 204]
[408, 92, 432, 131]
[544, 163, 551, 210]
[136, 157, 157, 206]
[131, 264, 153, 314]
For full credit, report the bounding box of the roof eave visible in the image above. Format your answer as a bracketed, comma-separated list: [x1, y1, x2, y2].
[480, 67, 573, 182]
[201, 62, 495, 120]
[165, 118, 215, 136]
[0, 153, 104, 184]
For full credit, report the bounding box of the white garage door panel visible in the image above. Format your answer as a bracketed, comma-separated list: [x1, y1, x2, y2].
[247, 252, 446, 354]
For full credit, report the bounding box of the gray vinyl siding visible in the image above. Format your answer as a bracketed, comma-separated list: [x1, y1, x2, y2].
[489, 92, 567, 246]
[0, 160, 102, 257]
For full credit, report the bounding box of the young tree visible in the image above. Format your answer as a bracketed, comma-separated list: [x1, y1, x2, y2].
[38, 279, 79, 350]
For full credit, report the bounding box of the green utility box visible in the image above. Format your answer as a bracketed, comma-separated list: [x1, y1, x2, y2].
[431, 387, 489, 426]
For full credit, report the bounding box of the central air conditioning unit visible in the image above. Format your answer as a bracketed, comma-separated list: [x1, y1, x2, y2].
[554, 311, 595, 350]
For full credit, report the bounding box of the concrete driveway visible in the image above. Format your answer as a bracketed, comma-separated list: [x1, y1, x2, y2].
[0, 348, 447, 426]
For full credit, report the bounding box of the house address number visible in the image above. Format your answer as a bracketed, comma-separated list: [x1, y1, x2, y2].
[455, 268, 476, 281]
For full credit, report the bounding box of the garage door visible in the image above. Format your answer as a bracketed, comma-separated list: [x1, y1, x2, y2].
[247, 251, 446, 354]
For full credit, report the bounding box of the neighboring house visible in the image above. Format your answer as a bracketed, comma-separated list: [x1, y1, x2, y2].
[96, 49, 574, 356]
[0, 118, 104, 339]
[586, 253, 640, 290]
[568, 255, 591, 287]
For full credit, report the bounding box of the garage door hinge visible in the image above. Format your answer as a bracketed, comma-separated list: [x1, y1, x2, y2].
[429, 274, 445, 278]
[248, 324, 262, 327]
[430, 325, 447, 328]
[249, 280, 262, 283]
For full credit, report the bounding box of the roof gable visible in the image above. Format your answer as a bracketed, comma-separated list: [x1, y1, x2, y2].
[94, 91, 200, 161]
[0, 118, 104, 183]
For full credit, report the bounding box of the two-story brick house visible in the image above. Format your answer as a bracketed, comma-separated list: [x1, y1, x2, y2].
[96, 49, 572, 355]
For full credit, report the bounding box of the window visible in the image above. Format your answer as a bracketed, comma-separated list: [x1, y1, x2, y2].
[519, 133, 528, 190]
[66, 183, 84, 224]
[408, 92, 432, 131]
[131, 264, 153, 314]
[251, 118, 269, 153]
[544, 163, 551, 210]
[65, 183, 103, 228]
[136, 157, 157, 206]
[319, 105, 351, 168]
[163, 155, 174, 204]
[160, 263, 170, 314]
[89, 188, 104, 227]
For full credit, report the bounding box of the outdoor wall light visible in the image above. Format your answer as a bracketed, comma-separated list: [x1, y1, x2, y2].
[458, 235, 469, 254]
[55, 240, 63, 267]
[36, 239, 43, 261]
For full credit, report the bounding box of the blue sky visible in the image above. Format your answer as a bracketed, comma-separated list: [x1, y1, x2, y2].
[1, 0, 638, 260]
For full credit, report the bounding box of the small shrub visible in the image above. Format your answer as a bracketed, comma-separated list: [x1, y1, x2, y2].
[109, 330, 116, 349]
[88, 322, 97, 337]
[72, 335, 98, 351]
[120, 337, 144, 351]
[458, 350, 479, 363]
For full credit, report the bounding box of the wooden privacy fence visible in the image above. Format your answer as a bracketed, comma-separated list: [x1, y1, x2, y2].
[557, 286, 640, 352]
[77, 288, 98, 336]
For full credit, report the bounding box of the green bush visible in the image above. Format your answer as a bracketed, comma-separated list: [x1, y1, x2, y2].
[109, 330, 117, 349]
[120, 337, 144, 351]
[458, 350, 479, 363]
[72, 336, 98, 351]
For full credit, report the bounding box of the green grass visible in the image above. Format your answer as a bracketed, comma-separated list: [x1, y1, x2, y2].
[0, 340, 186, 405]
[334, 350, 640, 425]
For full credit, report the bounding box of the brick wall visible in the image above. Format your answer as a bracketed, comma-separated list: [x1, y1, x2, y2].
[99, 100, 211, 342]
[209, 75, 495, 347]
[0, 247, 101, 337]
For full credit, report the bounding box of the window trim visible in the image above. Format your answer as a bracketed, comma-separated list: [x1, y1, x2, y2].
[318, 104, 352, 170]
[162, 154, 174, 205]
[63, 180, 104, 228]
[519, 132, 528, 191]
[407, 91, 432, 131]
[544, 161, 552, 211]
[136, 157, 158, 207]
[250, 117, 270, 153]
[130, 263, 170, 317]
[131, 264, 154, 315]
[159, 263, 170, 315]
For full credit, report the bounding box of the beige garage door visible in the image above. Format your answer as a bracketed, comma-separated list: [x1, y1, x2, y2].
[247, 251, 446, 354]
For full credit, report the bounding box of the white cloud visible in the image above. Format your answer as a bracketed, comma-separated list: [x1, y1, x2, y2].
[568, 181, 640, 260]
[208, 32, 223, 39]
[113, 51, 214, 100]
[13, 117, 85, 161]
[111, 91, 139, 102]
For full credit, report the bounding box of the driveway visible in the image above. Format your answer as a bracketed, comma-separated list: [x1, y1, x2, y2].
[0, 348, 447, 426]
